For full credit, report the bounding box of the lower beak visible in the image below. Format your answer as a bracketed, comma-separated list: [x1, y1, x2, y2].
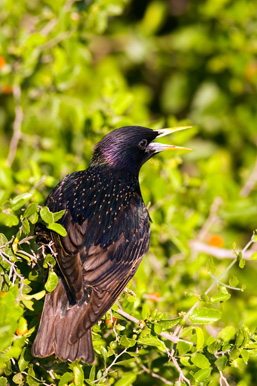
[147, 126, 192, 153]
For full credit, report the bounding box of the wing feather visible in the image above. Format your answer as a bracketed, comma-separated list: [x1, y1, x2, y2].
[41, 166, 150, 343]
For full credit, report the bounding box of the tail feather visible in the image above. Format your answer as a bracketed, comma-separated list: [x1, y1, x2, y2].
[32, 279, 94, 363]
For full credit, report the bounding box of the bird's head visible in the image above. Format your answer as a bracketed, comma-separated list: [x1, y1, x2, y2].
[90, 126, 191, 176]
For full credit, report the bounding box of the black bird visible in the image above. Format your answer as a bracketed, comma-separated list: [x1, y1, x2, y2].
[32, 125, 190, 363]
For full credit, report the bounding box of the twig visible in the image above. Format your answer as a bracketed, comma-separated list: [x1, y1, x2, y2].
[21, 371, 50, 386]
[37, 30, 74, 53]
[110, 309, 119, 341]
[240, 154, 257, 197]
[41, 19, 57, 37]
[0, 251, 25, 298]
[182, 236, 255, 325]
[208, 273, 241, 291]
[93, 348, 127, 383]
[219, 371, 230, 386]
[198, 197, 223, 241]
[136, 358, 174, 385]
[18, 235, 37, 245]
[189, 240, 256, 260]
[115, 308, 193, 345]
[0, 236, 15, 249]
[6, 85, 23, 167]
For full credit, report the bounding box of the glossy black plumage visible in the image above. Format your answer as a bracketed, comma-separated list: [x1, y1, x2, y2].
[32, 125, 188, 363]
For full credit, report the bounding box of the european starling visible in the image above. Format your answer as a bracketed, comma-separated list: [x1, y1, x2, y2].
[32, 125, 190, 363]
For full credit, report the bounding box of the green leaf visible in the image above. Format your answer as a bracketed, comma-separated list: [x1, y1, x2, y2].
[215, 356, 228, 371]
[142, 303, 150, 319]
[22, 219, 30, 234]
[0, 212, 19, 227]
[115, 373, 137, 386]
[177, 341, 191, 355]
[193, 368, 211, 382]
[154, 317, 182, 332]
[120, 335, 136, 348]
[45, 271, 58, 292]
[13, 373, 23, 384]
[189, 307, 222, 324]
[24, 203, 37, 218]
[180, 356, 191, 367]
[43, 254, 56, 268]
[210, 292, 231, 303]
[237, 252, 245, 269]
[11, 193, 32, 211]
[0, 233, 8, 246]
[251, 252, 257, 260]
[26, 367, 40, 386]
[18, 348, 30, 372]
[59, 372, 73, 386]
[229, 275, 239, 287]
[73, 364, 84, 386]
[138, 335, 165, 351]
[192, 353, 211, 368]
[89, 365, 95, 382]
[232, 358, 245, 370]
[196, 327, 204, 349]
[241, 349, 249, 364]
[40, 207, 54, 224]
[23, 290, 45, 301]
[218, 326, 235, 342]
[53, 209, 66, 222]
[0, 377, 7, 386]
[47, 223, 67, 237]
[28, 213, 38, 224]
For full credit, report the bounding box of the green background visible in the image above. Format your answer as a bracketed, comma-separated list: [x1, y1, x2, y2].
[1, 0, 257, 385]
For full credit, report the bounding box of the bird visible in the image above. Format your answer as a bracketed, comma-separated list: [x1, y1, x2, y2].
[32, 125, 191, 364]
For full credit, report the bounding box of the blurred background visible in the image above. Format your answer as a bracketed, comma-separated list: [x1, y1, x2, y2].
[1, 0, 257, 385]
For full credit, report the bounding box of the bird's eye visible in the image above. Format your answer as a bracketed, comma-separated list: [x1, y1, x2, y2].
[138, 139, 148, 150]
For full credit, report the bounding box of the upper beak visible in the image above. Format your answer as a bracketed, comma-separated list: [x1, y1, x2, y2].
[147, 126, 192, 153]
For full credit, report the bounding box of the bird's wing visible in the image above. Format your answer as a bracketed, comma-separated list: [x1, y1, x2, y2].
[41, 169, 150, 338]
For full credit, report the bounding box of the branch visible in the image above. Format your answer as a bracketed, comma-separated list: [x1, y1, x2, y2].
[115, 308, 193, 346]
[6, 85, 23, 167]
[189, 240, 255, 260]
[240, 154, 257, 197]
[93, 348, 127, 383]
[182, 236, 255, 325]
[198, 197, 223, 241]
[136, 359, 174, 386]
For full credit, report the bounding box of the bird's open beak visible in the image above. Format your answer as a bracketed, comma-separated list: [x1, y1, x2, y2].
[148, 126, 192, 153]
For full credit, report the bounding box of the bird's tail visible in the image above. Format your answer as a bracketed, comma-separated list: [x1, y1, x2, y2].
[32, 279, 94, 363]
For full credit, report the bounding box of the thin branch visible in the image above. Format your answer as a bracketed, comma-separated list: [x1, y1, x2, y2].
[37, 30, 74, 53]
[219, 371, 230, 386]
[136, 359, 174, 385]
[115, 308, 193, 345]
[198, 197, 223, 241]
[240, 154, 257, 197]
[189, 240, 256, 260]
[93, 348, 127, 383]
[6, 85, 23, 167]
[182, 236, 255, 324]
[169, 350, 191, 386]
[208, 272, 241, 291]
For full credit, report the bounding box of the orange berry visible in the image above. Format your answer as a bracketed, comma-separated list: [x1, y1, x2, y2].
[209, 234, 224, 248]
[245, 61, 257, 78]
[2, 85, 13, 94]
[105, 317, 118, 327]
[1, 292, 7, 297]
[16, 327, 28, 336]
[148, 292, 161, 302]
[0, 56, 6, 69]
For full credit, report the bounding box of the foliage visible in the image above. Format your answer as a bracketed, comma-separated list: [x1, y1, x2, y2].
[1, 0, 257, 385]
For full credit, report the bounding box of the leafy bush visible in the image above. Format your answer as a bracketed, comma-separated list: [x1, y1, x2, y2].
[1, 0, 257, 385]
